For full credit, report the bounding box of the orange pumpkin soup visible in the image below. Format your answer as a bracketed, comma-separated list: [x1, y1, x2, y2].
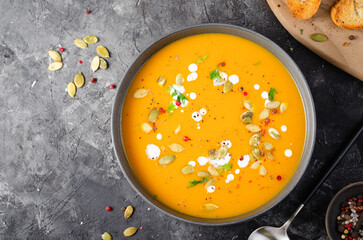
[122, 33, 305, 218]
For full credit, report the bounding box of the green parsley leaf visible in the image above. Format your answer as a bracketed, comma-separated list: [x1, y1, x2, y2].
[217, 163, 233, 174]
[167, 85, 172, 93]
[171, 91, 178, 97]
[268, 88, 278, 101]
[188, 177, 208, 188]
[167, 101, 176, 113]
[254, 61, 261, 66]
[196, 55, 209, 64]
[210, 67, 221, 80]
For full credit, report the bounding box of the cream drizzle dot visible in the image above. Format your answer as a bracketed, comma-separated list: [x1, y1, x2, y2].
[227, 174, 234, 181]
[235, 169, 240, 174]
[197, 126, 200, 129]
[254, 84, 260, 90]
[228, 75, 239, 84]
[261, 91, 268, 99]
[207, 185, 215, 193]
[225, 179, 230, 183]
[187, 72, 198, 81]
[199, 108, 207, 115]
[190, 92, 197, 100]
[156, 133, 162, 140]
[281, 125, 287, 132]
[188, 161, 196, 167]
[188, 63, 198, 72]
[285, 149, 293, 157]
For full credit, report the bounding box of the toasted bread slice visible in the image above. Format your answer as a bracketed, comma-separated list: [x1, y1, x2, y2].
[331, 0, 363, 30]
[287, 0, 321, 19]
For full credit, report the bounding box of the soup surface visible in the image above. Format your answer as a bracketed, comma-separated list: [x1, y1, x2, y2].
[122, 33, 305, 218]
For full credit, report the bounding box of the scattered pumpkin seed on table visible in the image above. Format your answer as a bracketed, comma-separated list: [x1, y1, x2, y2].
[48, 62, 63, 71]
[99, 58, 108, 69]
[123, 227, 138, 237]
[91, 56, 100, 72]
[124, 205, 134, 219]
[74, 38, 88, 48]
[97, 45, 110, 58]
[83, 35, 98, 44]
[101, 232, 112, 240]
[48, 50, 62, 62]
[74, 72, 85, 88]
[133, 89, 148, 98]
[67, 82, 76, 98]
[159, 155, 176, 165]
[310, 33, 328, 42]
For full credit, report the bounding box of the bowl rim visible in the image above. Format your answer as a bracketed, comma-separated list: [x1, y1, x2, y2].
[325, 181, 363, 239]
[111, 23, 316, 226]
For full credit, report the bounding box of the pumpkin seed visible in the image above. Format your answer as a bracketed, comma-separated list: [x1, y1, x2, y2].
[203, 203, 218, 210]
[124, 205, 134, 219]
[208, 149, 218, 160]
[252, 148, 261, 159]
[123, 227, 138, 237]
[311, 33, 328, 42]
[141, 122, 152, 133]
[157, 77, 166, 86]
[243, 116, 252, 124]
[48, 62, 63, 71]
[280, 102, 287, 113]
[83, 35, 98, 44]
[268, 128, 281, 139]
[175, 73, 184, 86]
[259, 109, 269, 120]
[159, 155, 176, 165]
[102, 232, 112, 240]
[208, 166, 219, 176]
[266, 101, 281, 109]
[264, 142, 274, 151]
[99, 58, 108, 69]
[241, 111, 253, 121]
[48, 50, 62, 62]
[97, 45, 110, 58]
[91, 56, 100, 72]
[181, 165, 194, 175]
[205, 178, 216, 189]
[148, 108, 159, 123]
[74, 38, 88, 48]
[249, 133, 261, 146]
[246, 124, 260, 133]
[250, 160, 261, 169]
[67, 82, 76, 98]
[168, 143, 184, 152]
[223, 80, 233, 93]
[259, 165, 267, 176]
[74, 72, 85, 88]
[266, 152, 274, 160]
[174, 125, 181, 134]
[133, 89, 148, 98]
[217, 146, 228, 159]
[197, 171, 211, 177]
[244, 100, 253, 111]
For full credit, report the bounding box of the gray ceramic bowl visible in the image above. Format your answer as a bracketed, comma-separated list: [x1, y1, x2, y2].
[112, 24, 316, 225]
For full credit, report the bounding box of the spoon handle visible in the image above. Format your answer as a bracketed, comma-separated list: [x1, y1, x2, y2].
[302, 121, 363, 206]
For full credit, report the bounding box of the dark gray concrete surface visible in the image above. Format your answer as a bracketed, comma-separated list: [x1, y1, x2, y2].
[0, 0, 362, 239]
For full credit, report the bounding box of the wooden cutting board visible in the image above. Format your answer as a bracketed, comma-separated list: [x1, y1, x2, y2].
[267, 0, 363, 81]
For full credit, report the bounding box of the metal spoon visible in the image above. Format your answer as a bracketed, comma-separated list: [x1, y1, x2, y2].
[248, 122, 363, 240]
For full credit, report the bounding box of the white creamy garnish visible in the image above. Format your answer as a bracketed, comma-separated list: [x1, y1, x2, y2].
[180, 99, 189, 107]
[145, 144, 161, 160]
[188, 63, 198, 72]
[209, 153, 231, 168]
[254, 84, 260, 90]
[156, 133, 162, 140]
[238, 154, 250, 168]
[199, 108, 207, 115]
[227, 174, 234, 181]
[281, 125, 287, 132]
[228, 75, 239, 84]
[187, 72, 198, 81]
[188, 161, 196, 167]
[261, 91, 268, 99]
[213, 79, 224, 86]
[221, 140, 232, 148]
[220, 72, 228, 81]
[207, 185, 216, 193]
[285, 149, 293, 157]
[264, 99, 271, 107]
[225, 179, 230, 183]
[190, 92, 197, 100]
[197, 126, 200, 129]
[171, 84, 185, 94]
[197, 156, 209, 166]
[192, 111, 202, 122]
[235, 169, 240, 174]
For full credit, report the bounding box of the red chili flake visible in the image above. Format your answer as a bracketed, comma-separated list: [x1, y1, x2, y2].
[90, 78, 97, 83]
[243, 92, 248, 96]
[109, 84, 116, 89]
[175, 100, 181, 106]
[277, 175, 282, 181]
[271, 109, 278, 115]
[261, 129, 266, 135]
[121, 207, 126, 211]
[105, 206, 112, 211]
[159, 107, 166, 113]
[86, 10, 91, 14]
[218, 62, 225, 66]
[236, 184, 240, 189]
[248, 180, 252, 183]
[140, 227, 143, 230]
[265, 118, 270, 125]
[238, 156, 244, 161]
[78, 60, 83, 64]
[348, 198, 353, 202]
[183, 136, 190, 141]
[60, 48, 65, 52]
